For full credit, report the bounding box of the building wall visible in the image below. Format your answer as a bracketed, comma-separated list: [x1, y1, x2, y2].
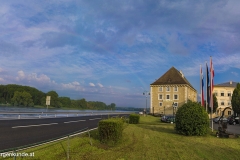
[150, 84, 197, 115]
[213, 86, 235, 117]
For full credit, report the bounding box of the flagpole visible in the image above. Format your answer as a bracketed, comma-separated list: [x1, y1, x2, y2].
[205, 61, 208, 112]
[200, 65, 202, 106]
[210, 56, 213, 132]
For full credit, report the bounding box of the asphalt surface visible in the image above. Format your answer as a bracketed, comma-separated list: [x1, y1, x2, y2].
[0, 114, 129, 152]
[212, 121, 240, 134]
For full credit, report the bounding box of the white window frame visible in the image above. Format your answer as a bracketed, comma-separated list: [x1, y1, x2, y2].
[220, 91, 224, 97]
[174, 86, 178, 92]
[166, 86, 170, 92]
[228, 111, 231, 115]
[174, 94, 178, 100]
[221, 101, 224, 106]
[166, 94, 170, 100]
[158, 94, 163, 100]
[159, 87, 163, 92]
[227, 91, 231, 97]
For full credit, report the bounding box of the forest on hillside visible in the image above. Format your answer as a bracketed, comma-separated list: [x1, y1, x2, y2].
[0, 84, 116, 110]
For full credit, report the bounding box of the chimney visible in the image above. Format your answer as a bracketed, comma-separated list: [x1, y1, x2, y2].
[180, 70, 184, 78]
[230, 81, 232, 85]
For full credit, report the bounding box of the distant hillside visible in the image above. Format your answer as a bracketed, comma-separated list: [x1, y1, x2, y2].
[0, 84, 46, 105]
[0, 84, 116, 110]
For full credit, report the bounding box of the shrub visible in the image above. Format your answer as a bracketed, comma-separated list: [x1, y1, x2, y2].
[98, 118, 124, 143]
[129, 114, 140, 124]
[175, 100, 209, 136]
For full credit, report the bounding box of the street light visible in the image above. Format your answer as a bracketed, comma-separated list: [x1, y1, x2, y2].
[172, 102, 176, 119]
[143, 91, 150, 115]
[164, 106, 165, 115]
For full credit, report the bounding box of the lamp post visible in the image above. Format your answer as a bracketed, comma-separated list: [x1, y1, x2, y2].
[164, 106, 165, 115]
[143, 91, 150, 115]
[172, 102, 175, 119]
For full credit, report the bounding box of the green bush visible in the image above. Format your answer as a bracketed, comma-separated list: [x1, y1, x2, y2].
[129, 114, 140, 124]
[175, 101, 209, 136]
[98, 118, 124, 143]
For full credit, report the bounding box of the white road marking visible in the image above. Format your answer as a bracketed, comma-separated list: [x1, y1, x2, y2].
[64, 120, 86, 123]
[12, 123, 58, 128]
[89, 118, 102, 120]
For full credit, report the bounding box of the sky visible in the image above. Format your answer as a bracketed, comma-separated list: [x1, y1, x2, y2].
[0, 0, 240, 108]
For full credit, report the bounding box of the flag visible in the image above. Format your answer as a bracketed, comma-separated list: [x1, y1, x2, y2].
[206, 63, 209, 106]
[210, 57, 214, 108]
[200, 65, 204, 107]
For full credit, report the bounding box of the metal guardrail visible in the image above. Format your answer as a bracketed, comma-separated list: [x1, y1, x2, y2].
[0, 111, 132, 119]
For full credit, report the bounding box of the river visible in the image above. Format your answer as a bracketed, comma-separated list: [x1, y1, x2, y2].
[0, 106, 130, 119]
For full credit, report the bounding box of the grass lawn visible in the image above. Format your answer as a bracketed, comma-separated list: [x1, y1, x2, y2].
[3, 115, 240, 160]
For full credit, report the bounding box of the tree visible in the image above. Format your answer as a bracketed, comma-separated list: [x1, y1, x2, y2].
[107, 103, 116, 110]
[11, 91, 22, 106]
[110, 103, 116, 110]
[59, 97, 71, 108]
[231, 83, 240, 116]
[22, 91, 34, 107]
[11, 91, 34, 107]
[175, 100, 209, 136]
[0, 84, 45, 106]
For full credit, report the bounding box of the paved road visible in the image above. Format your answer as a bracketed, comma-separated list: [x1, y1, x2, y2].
[212, 121, 240, 134]
[0, 114, 129, 151]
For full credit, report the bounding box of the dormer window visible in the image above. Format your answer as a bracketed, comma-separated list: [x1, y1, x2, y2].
[159, 87, 163, 92]
[166, 86, 170, 92]
[174, 86, 178, 92]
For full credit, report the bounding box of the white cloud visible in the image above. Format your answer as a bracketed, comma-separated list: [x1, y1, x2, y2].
[61, 81, 83, 91]
[231, 72, 239, 77]
[97, 83, 104, 88]
[136, 34, 152, 43]
[17, 70, 25, 80]
[89, 82, 95, 87]
[27, 73, 51, 83]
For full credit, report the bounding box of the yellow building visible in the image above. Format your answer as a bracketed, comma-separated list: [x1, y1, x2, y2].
[150, 67, 197, 115]
[213, 81, 238, 117]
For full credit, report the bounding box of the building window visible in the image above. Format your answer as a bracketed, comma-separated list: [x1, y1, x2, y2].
[159, 102, 162, 106]
[174, 94, 178, 100]
[228, 111, 231, 115]
[173, 102, 178, 107]
[221, 92, 224, 96]
[221, 101, 224, 106]
[228, 101, 231, 105]
[174, 86, 178, 92]
[214, 92, 218, 96]
[166, 94, 170, 100]
[159, 87, 163, 92]
[228, 92, 231, 97]
[166, 86, 170, 92]
[158, 94, 163, 100]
